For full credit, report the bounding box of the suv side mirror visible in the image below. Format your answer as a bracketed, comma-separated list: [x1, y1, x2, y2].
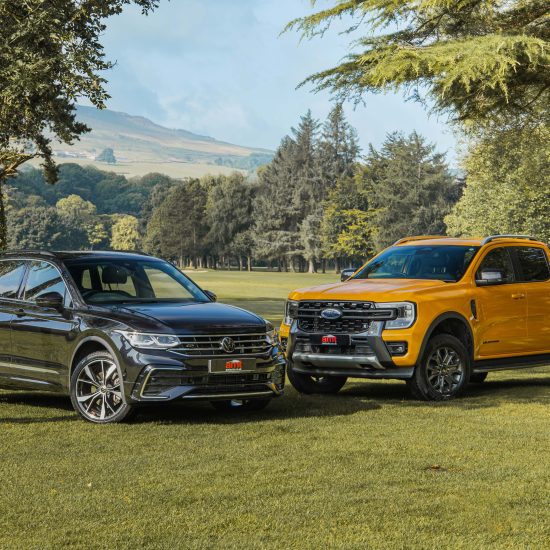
[204, 290, 217, 302]
[341, 268, 356, 282]
[476, 269, 505, 286]
[35, 291, 64, 310]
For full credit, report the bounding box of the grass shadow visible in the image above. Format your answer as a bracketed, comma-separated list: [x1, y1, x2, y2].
[133, 391, 381, 425]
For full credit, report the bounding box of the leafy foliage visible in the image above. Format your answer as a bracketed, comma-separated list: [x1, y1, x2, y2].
[445, 125, 550, 241]
[365, 131, 460, 248]
[287, 1, 550, 129]
[110, 215, 141, 251]
[0, 0, 161, 248]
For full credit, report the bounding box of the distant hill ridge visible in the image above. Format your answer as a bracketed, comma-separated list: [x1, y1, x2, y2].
[45, 105, 274, 178]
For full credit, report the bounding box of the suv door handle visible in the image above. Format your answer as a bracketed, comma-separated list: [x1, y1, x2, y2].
[511, 293, 526, 300]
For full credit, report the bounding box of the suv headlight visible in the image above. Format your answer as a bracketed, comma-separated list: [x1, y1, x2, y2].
[116, 331, 180, 349]
[265, 321, 278, 345]
[284, 300, 299, 326]
[376, 302, 416, 329]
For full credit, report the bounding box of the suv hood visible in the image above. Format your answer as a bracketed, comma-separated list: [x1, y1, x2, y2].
[94, 301, 267, 334]
[289, 278, 449, 302]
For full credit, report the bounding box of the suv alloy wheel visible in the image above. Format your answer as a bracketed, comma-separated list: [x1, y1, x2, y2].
[70, 351, 135, 423]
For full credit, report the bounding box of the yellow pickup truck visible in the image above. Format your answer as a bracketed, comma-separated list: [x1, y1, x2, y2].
[280, 235, 550, 400]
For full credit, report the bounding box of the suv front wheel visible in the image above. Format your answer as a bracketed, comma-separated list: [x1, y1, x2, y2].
[287, 361, 347, 394]
[70, 351, 134, 423]
[407, 334, 471, 401]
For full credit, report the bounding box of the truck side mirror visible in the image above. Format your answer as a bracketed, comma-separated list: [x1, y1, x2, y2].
[340, 268, 356, 282]
[476, 269, 504, 286]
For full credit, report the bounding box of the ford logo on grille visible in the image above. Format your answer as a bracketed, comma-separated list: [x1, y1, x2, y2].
[320, 308, 343, 320]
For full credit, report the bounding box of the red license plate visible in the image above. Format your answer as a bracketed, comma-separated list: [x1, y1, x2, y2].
[321, 335, 338, 345]
[225, 360, 243, 371]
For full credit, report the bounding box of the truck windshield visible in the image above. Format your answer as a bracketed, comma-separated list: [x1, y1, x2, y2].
[353, 245, 479, 282]
[65, 258, 209, 304]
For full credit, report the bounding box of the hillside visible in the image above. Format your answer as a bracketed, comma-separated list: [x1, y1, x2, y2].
[35, 105, 274, 179]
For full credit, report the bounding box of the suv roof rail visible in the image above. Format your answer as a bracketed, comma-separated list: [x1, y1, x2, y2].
[393, 235, 448, 246]
[481, 235, 540, 246]
[0, 249, 57, 257]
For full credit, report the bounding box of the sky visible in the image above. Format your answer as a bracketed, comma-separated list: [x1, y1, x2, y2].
[100, 0, 458, 163]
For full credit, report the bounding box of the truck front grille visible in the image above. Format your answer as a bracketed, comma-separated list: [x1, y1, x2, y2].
[296, 301, 375, 334]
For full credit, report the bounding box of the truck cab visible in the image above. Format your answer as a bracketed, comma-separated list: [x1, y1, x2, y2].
[280, 235, 550, 400]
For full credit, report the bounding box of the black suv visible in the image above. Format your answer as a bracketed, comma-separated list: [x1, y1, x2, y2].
[0, 251, 285, 423]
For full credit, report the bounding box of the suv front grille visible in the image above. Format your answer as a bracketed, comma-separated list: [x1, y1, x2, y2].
[297, 301, 374, 334]
[172, 333, 271, 357]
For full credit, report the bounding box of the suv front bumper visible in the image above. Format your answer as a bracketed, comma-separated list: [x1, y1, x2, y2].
[287, 321, 414, 380]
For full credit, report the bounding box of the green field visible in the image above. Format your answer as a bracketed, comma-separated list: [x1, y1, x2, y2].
[1, 271, 549, 549]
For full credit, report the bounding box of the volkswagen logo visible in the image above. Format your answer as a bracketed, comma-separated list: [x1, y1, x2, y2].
[320, 308, 343, 320]
[220, 336, 236, 353]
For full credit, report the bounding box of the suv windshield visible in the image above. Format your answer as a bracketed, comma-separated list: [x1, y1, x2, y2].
[353, 245, 479, 282]
[65, 258, 209, 304]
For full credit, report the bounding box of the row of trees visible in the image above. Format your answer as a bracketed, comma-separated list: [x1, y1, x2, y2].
[143, 107, 461, 271]
[5, 106, 462, 271]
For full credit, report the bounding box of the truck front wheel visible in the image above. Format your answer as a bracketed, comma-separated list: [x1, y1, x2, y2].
[407, 334, 470, 401]
[288, 361, 347, 394]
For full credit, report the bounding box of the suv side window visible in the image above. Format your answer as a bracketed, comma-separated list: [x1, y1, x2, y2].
[0, 260, 27, 299]
[24, 261, 70, 305]
[477, 247, 516, 283]
[514, 247, 550, 282]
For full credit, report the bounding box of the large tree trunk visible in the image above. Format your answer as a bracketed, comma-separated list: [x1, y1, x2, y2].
[321, 259, 326, 274]
[308, 258, 316, 273]
[238, 256, 243, 271]
[247, 255, 252, 272]
[334, 257, 340, 274]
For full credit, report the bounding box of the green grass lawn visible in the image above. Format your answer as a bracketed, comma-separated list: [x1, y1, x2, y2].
[1, 271, 549, 549]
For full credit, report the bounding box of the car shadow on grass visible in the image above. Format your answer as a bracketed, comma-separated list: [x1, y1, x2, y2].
[0, 391, 77, 424]
[341, 374, 550, 409]
[133, 392, 382, 425]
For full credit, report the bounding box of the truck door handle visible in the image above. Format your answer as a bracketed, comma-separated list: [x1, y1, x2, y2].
[511, 293, 526, 300]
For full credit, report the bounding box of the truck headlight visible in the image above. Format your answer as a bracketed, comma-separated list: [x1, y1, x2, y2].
[116, 331, 180, 349]
[284, 300, 299, 325]
[376, 302, 416, 329]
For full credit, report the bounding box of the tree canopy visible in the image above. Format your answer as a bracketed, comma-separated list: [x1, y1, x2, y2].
[0, 0, 161, 247]
[287, 1, 549, 130]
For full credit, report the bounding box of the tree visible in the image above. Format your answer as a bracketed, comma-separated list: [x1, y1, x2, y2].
[318, 103, 360, 185]
[205, 173, 256, 266]
[56, 194, 107, 249]
[445, 125, 550, 241]
[287, 1, 549, 130]
[96, 148, 116, 164]
[0, 0, 161, 248]
[7, 206, 88, 249]
[110, 215, 140, 251]
[321, 168, 373, 269]
[365, 132, 459, 249]
[144, 180, 208, 266]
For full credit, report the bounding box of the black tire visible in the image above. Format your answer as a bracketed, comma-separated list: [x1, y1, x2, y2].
[469, 372, 488, 384]
[70, 351, 134, 424]
[287, 360, 347, 394]
[407, 334, 471, 401]
[210, 398, 272, 412]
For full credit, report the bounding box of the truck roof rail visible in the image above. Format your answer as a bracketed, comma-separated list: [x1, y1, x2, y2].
[481, 235, 540, 246]
[393, 235, 448, 246]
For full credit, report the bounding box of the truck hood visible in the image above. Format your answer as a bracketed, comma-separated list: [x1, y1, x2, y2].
[289, 278, 449, 302]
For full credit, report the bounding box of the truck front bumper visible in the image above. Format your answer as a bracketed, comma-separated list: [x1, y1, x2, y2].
[287, 321, 415, 380]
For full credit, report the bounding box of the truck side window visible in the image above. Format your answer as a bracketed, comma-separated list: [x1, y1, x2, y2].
[515, 247, 550, 282]
[477, 247, 515, 283]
